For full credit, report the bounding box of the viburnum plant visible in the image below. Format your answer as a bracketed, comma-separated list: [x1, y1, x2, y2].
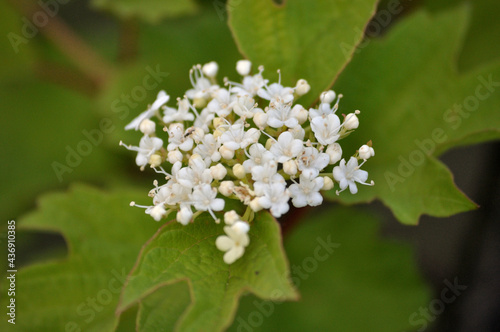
[120, 60, 374, 264]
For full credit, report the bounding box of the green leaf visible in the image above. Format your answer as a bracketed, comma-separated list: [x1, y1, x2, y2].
[324, 6, 500, 224]
[425, 0, 500, 71]
[228, 0, 379, 106]
[0, 185, 160, 332]
[90, 0, 198, 23]
[0, 76, 130, 220]
[137, 283, 191, 332]
[118, 211, 298, 332]
[230, 205, 431, 331]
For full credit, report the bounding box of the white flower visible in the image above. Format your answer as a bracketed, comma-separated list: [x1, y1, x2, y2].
[233, 95, 259, 118]
[333, 157, 373, 195]
[257, 182, 290, 218]
[229, 67, 268, 97]
[297, 147, 330, 179]
[243, 143, 274, 173]
[186, 65, 218, 101]
[216, 221, 250, 264]
[120, 135, 163, 168]
[251, 161, 284, 191]
[289, 175, 324, 208]
[163, 97, 195, 124]
[190, 183, 225, 213]
[219, 123, 260, 151]
[193, 133, 221, 165]
[266, 99, 299, 128]
[269, 131, 303, 163]
[310, 114, 341, 146]
[125, 90, 169, 131]
[167, 123, 194, 152]
[257, 80, 294, 102]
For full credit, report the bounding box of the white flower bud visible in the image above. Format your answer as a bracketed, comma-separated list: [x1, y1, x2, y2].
[265, 138, 275, 150]
[202, 61, 218, 78]
[322, 177, 334, 190]
[167, 150, 183, 164]
[249, 197, 263, 212]
[224, 210, 240, 225]
[295, 79, 310, 96]
[233, 163, 246, 179]
[359, 144, 375, 160]
[139, 119, 156, 135]
[326, 143, 342, 164]
[176, 206, 192, 225]
[236, 60, 252, 76]
[149, 154, 162, 168]
[220, 146, 235, 160]
[344, 112, 359, 130]
[219, 181, 235, 196]
[210, 163, 227, 180]
[193, 97, 207, 109]
[295, 106, 308, 125]
[232, 221, 250, 234]
[253, 111, 268, 129]
[320, 90, 336, 104]
[283, 159, 298, 175]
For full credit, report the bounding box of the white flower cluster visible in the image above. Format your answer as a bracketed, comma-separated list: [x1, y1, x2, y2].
[121, 60, 374, 264]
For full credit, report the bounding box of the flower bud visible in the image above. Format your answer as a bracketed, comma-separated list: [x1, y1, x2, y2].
[177, 206, 193, 225]
[139, 119, 156, 135]
[220, 146, 235, 160]
[326, 143, 342, 164]
[233, 163, 246, 179]
[236, 60, 252, 76]
[295, 79, 310, 96]
[250, 197, 263, 212]
[265, 138, 275, 150]
[253, 111, 268, 129]
[322, 177, 334, 190]
[283, 159, 298, 175]
[224, 210, 240, 225]
[202, 61, 218, 78]
[344, 112, 359, 130]
[149, 154, 162, 168]
[359, 144, 375, 160]
[293, 104, 308, 124]
[320, 90, 336, 104]
[210, 163, 227, 180]
[167, 150, 183, 164]
[219, 181, 235, 196]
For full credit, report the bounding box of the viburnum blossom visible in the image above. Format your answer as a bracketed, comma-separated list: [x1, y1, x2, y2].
[121, 60, 374, 264]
